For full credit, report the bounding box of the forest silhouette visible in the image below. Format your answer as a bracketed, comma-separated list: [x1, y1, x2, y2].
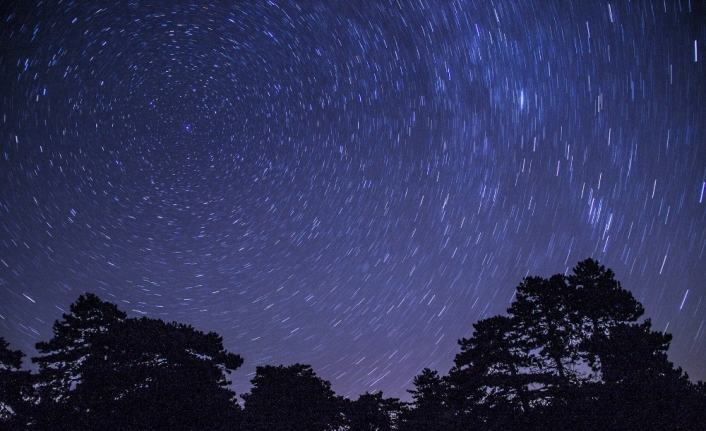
[1, 259, 705, 430]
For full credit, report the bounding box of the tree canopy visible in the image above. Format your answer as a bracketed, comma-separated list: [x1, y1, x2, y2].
[441, 258, 705, 430]
[0, 337, 32, 429]
[30, 293, 243, 430]
[241, 363, 346, 431]
[1, 259, 704, 430]
[346, 391, 405, 431]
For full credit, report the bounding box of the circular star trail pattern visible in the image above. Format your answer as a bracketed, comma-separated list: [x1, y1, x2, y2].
[1, 0, 705, 400]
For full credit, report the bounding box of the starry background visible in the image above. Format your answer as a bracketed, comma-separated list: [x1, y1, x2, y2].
[1, 0, 705, 401]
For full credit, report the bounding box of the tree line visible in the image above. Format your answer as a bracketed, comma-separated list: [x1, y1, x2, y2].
[1, 259, 704, 430]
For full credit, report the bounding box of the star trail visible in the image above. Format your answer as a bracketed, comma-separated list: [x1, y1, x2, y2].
[1, 0, 705, 401]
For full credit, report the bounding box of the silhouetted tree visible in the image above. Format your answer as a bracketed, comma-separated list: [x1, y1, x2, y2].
[0, 337, 33, 430]
[3, 261, 704, 431]
[567, 259, 645, 380]
[579, 319, 705, 430]
[346, 391, 404, 431]
[507, 274, 581, 391]
[31, 293, 127, 428]
[453, 315, 543, 412]
[400, 368, 457, 431]
[241, 364, 345, 431]
[443, 259, 706, 431]
[568, 259, 644, 330]
[590, 319, 673, 384]
[31, 293, 243, 430]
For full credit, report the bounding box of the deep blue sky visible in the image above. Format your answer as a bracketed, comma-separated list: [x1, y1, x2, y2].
[1, 0, 705, 401]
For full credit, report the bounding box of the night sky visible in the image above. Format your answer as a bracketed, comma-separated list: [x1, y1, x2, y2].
[1, 0, 705, 401]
